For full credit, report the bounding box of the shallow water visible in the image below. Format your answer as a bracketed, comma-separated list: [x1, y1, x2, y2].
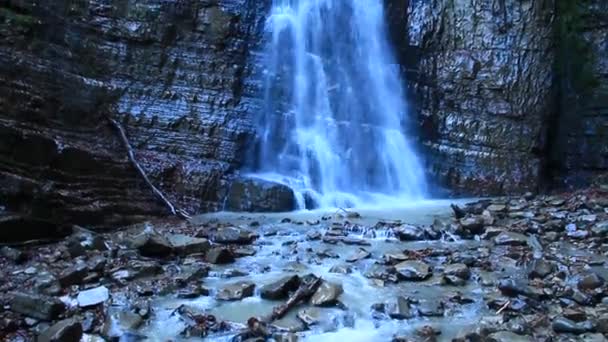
[140, 199, 517, 341]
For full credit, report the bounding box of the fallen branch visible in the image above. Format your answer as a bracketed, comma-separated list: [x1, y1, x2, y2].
[496, 300, 511, 315]
[232, 276, 323, 341]
[108, 116, 191, 220]
[263, 276, 323, 323]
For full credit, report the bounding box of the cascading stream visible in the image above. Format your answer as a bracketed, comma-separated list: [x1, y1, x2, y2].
[251, 0, 427, 208]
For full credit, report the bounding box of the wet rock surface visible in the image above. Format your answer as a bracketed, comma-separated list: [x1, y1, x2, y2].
[1, 190, 608, 341]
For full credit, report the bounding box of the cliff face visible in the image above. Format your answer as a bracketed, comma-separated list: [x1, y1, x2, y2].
[0, 0, 268, 229]
[392, 0, 608, 195]
[397, 0, 555, 195]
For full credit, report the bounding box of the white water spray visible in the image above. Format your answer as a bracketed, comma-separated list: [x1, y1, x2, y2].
[252, 0, 427, 208]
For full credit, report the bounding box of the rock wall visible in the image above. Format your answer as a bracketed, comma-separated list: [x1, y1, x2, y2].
[0, 0, 268, 229]
[399, 0, 556, 195]
[548, 0, 608, 188]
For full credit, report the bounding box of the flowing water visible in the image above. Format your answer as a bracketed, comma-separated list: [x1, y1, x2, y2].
[249, 0, 427, 208]
[140, 200, 524, 341]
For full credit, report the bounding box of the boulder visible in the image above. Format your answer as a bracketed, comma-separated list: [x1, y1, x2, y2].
[260, 275, 300, 300]
[310, 281, 343, 306]
[346, 248, 371, 262]
[394, 260, 431, 281]
[224, 177, 296, 212]
[10, 292, 66, 321]
[552, 316, 593, 334]
[58, 262, 89, 287]
[217, 282, 255, 301]
[443, 263, 471, 280]
[37, 319, 82, 342]
[393, 224, 426, 241]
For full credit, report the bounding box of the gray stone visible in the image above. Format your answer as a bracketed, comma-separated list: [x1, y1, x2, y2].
[487, 331, 533, 342]
[217, 281, 255, 301]
[459, 216, 485, 234]
[389, 296, 415, 319]
[578, 273, 605, 291]
[260, 275, 300, 300]
[10, 292, 66, 321]
[311, 281, 343, 306]
[346, 248, 371, 262]
[393, 224, 426, 241]
[528, 259, 555, 279]
[206, 247, 235, 264]
[329, 264, 353, 274]
[552, 316, 593, 334]
[297, 307, 323, 326]
[166, 234, 210, 255]
[225, 177, 296, 212]
[58, 262, 89, 286]
[77, 286, 110, 307]
[494, 232, 528, 246]
[211, 227, 256, 244]
[37, 319, 82, 342]
[101, 309, 144, 340]
[394, 260, 431, 281]
[130, 230, 173, 257]
[443, 263, 470, 280]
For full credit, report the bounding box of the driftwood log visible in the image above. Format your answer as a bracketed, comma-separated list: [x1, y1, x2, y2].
[108, 116, 191, 220]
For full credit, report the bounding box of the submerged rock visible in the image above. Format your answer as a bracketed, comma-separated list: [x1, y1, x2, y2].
[311, 281, 343, 306]
[217, 281, 255, 301]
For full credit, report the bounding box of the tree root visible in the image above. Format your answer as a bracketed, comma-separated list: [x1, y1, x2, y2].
[108, 117, 191, 220]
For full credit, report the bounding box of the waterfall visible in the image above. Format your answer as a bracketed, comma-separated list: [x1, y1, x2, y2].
[251, 0, 427, 209]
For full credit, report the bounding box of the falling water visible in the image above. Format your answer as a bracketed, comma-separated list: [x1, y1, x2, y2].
[251, 0, 427, 209]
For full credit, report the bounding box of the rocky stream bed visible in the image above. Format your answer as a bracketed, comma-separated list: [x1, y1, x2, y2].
[2, 189, 608, 342]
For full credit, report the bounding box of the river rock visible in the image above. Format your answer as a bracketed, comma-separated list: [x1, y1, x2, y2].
[311, 281, 343, 306]
[346, 248, 371, 262]
[101, 309, 144, 340]
[1, 246, 27, 263]
[217, 281, 255, 301]
[443, 263, 470, 280]
[34, 271, 62, 296]
[393, 224, 426, 241]
[487, 331, 533, 342]
[10, 292, 66, 321]
[206, 247, 234, 264]
[394, 260, 431, 281]
[487, 204, 507, 213]
[389, 296, 415, 319]
[272, 316, 306, 332]
[130, 229, 173, 257]
[552, 316, 593, 334]
[260, 275, 300, 300]
[58, 262, 89, 286]
[459, 216, 485, 234]
[528, 259, 555, 279]
[211, 227, 256, 244]
[418, 300, 444, 317]
[578, 273, 605, 290]
[166, 234, 210, 255]
[494, 232, 528, 246]
[37, 319, 82, 342]
[297, 308, 323, 326]
[592, 221, 608, 236]
[77, 286, 109, 307]
[175, 264, 210, 284]
[329, 264, 352, 274]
